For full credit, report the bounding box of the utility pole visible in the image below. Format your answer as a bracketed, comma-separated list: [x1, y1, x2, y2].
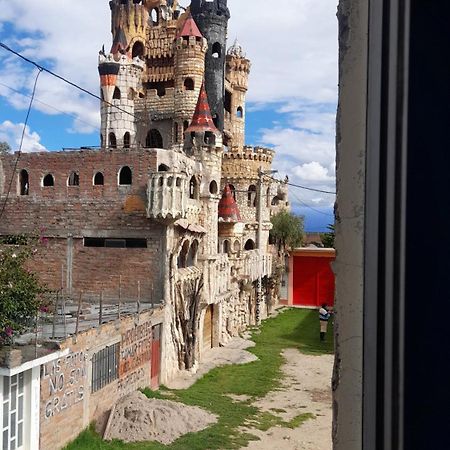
[256, 167, 278, 325]
[256, 167, 264, 325]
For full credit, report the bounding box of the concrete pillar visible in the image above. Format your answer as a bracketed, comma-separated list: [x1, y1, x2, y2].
[333, 0, 368, 448]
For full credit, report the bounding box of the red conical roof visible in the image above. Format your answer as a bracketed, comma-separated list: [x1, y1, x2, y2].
[111, 28, 128, 55]
[177, 15, 203, 39]
[218, 185, 242, 223]
[186, 83, 219, 133]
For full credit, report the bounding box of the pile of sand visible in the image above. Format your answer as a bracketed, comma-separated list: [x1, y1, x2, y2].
[105, 391, 217, 445]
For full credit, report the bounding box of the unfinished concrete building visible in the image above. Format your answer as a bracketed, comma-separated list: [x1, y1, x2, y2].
[0, 1, 288, 448]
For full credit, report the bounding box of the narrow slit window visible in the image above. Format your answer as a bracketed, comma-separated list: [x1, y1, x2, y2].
[19, 170, 29, 195]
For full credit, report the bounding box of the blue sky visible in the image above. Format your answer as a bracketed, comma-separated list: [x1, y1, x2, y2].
[0, 0, 337, 231]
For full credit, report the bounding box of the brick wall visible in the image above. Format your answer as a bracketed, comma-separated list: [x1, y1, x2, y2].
[39, 308, 164, 450]
[0, 148, 166, 300]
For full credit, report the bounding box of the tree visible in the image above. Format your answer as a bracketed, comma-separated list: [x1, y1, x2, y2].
[0, 236, 47, 346]
[270, 210, 304, 253]
[320, 224, 335, 248]
[0, 141, 11, 155]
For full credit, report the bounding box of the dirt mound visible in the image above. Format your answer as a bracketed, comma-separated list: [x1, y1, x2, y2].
[105, 391, 217, 445]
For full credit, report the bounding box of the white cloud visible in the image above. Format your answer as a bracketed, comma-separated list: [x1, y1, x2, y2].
[0, 120, 47, 153]
[293, 161, 334, 183]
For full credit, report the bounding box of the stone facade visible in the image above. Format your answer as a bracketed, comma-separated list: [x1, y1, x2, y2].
[0, 2, 289, 447]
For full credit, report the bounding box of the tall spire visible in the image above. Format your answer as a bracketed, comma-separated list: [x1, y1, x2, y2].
[186, 83, 219, 133]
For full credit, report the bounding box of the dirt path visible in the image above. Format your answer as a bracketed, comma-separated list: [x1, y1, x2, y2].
[241, 348, 334, 450]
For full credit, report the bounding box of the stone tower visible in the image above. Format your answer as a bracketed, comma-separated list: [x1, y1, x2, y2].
[226, 39, 251, 149]
[109, 0, 149, 59]
[185, 83, 223, 256]
[98, 48, 144, 149]
[190, 0, 230, 132]
[173, 16, 208, 144]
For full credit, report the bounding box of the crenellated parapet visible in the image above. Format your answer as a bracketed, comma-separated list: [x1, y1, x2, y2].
[222, 146, 275, 179]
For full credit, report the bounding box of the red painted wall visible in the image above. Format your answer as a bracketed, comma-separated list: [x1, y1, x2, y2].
[293, 255, 335, 307]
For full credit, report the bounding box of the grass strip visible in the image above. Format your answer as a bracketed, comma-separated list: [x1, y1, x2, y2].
[65, 308, 333, 450]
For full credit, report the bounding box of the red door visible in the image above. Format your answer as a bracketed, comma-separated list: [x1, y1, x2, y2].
[151, 324, 161, 389]
[293, 256, 335, 307]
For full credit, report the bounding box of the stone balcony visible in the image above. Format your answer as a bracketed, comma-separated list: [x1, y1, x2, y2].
[238, 250, 273, 282]
[147, 172, 202, 221]
[147, 172, 187, 220]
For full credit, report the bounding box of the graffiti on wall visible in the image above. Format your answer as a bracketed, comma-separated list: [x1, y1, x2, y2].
[119, 321, 152, 376]
[42, 351, 87, 419]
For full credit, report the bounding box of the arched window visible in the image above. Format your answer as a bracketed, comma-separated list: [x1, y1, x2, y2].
[113, 87, 121, 100]
[209, 180, 218, 194]
[247, 185, 257, 207]
[128, 88, 136, 100]
[187, 240, 199, 267]
[119, 166, 132, 185]
[100, 133, 104, 148]
[68, 172, 80, 186]
[223, 240, 230, 254]
[237, 106, 244, 118]
[109, 133, 117, 149]
[151, 8, 159, 25]
[19, 169, 29, 195]
[158, 164, 169, 172]
[132, 41, 144, 59]
[233, 240, 241, 253]
[94, 172, 104, 186]
[271, 196, 281, 206]
[229, 184, 236, 200]
[146, 129, 163, 148]
[43, 174, 54, 187]
[189, 176, 199, 200]
[183, 121, 189, 133]
[178, 240, 190, 269]
[123, 132, 131, 149]
[244, 239, 256, 251]
[204, 131, 216, 145]
[184, 78, 195, 91]
[212, 42, 222, 59]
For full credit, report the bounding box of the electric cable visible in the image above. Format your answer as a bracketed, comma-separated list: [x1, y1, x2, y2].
[0, 42, 147, 124]
[263, 174, 336, 195]
[0, 81, 101, 132]
[289, 189, 334, 217]
[0, 68, 43, 223]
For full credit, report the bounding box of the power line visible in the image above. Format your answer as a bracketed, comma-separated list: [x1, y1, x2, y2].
[264, 174, 336, 195]
[0, 42, 145, 124]
[0, 69, 42, 223]
[289, 190, 335, 217]
[0, 81, 100, 132]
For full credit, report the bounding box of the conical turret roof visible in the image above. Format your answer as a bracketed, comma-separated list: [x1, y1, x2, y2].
[111, 28, 128, 55]
[186, 83, 219, 133]
[177, 15, 203, 39]
[218, 185, 242, 223]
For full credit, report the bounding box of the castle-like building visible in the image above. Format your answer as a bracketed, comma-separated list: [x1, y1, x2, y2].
[0, 2, 289, 448]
